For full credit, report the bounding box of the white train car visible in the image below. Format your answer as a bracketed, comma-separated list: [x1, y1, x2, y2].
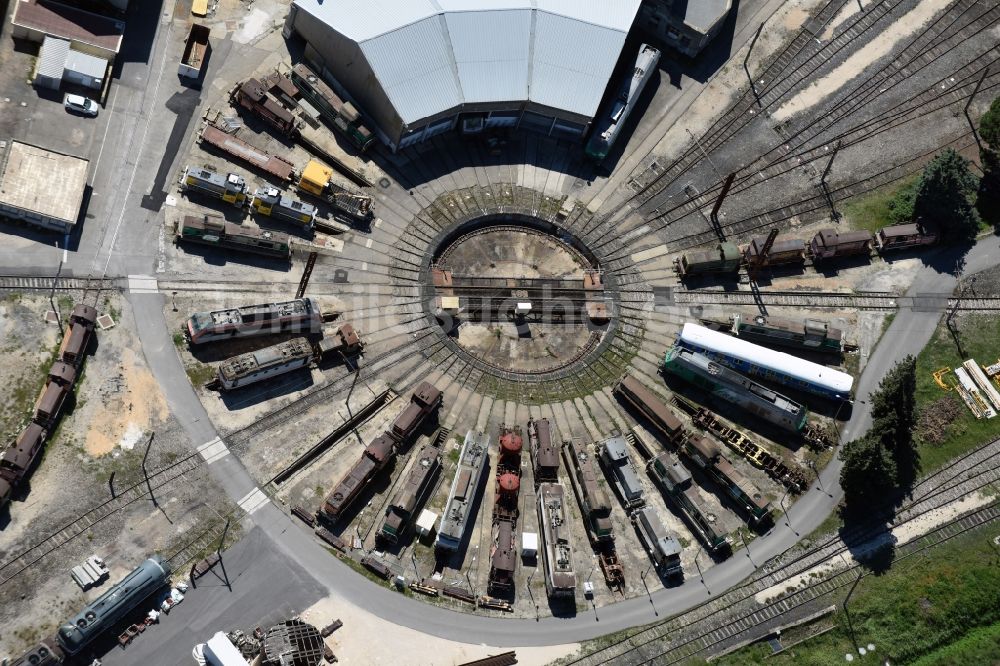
[216, 338, 314, 390]
[676, 323, 853, 400]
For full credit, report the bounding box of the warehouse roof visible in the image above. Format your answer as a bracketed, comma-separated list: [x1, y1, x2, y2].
[292, 0, 643, 124]
[0, 141, 89, 226]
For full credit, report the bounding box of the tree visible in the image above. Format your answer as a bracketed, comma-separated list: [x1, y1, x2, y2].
[913, 149, 981, 243]
[978, 97, 1000, 227]
[840, 434, 897, 513]
[840, 356, 919, 513]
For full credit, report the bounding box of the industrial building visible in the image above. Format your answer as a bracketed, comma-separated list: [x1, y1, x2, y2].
[12, 0, 124, 64]
[283, 0, 644, 150]
[0, 140, 89, 234]
[34, 36, 108, 90]
[636, 0, 733, 57]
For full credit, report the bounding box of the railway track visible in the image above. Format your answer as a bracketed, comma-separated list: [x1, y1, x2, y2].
[0, 275, 120, 291]
[666, 289, 1000, 311]
[0, 453, 203, 587]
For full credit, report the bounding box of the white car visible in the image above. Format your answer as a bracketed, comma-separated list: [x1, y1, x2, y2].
[64, 94, 99, 117]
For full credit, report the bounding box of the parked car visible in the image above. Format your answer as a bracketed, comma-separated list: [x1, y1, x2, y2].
[64, 94, 99, 117]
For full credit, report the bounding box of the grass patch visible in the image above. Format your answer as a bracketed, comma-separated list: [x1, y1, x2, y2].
[717, 522, 1000, 666]
[185, 362, 216, 388]
[842, 174, 919, 234]
[910, 621, 1000, 666]
[913, 313, 1000, 473]
[172, 331, 186, 348]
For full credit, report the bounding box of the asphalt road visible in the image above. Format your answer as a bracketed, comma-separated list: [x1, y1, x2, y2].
[5, 0, 1000, 654]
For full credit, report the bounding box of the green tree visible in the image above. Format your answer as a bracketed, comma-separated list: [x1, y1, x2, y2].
[913, 149, 981, 243]
[978, 97, 1000, 227]
[840, 434, 897, 512]
[840, 357, 919, 512]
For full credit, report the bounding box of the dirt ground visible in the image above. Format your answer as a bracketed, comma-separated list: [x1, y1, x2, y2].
[300, 595, 578, 666]
[0, 291, 234, 659]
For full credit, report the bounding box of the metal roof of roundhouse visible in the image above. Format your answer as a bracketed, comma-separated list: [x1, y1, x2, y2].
[0, 141, 88, 225]
[292, 0, 642, 124]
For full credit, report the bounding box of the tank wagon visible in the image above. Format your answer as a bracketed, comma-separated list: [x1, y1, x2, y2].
[320, 434, 395, 522]
[528, 418, 559, 485]
[390, 381, 442, 445]
[176, 213, 292, 260]
[538, 482, 576, 599]
[675, 241, 741, 278]
[647, 452, 729, 552]
[715, 314, 845, 354]
[598, 436, 645, 510]
[289, 63, 376, 152]
[664, 346, 808, 432]
[251, 185, 317, 230]
[56, 556, 172, 655]
[585, 43, 661, 161]
[184, 297, 322, 344]
[676, 223, 938, 278]
[230, 77, 298, 135]
[1, 304, 96, 509]
[489, 425, 523, 595]
[180, 166, 248, 207]
[214, 337, 314, 391]
[677, 323, 853, 400]
[562, 440, 625, 590]
[378, 444, 441, 544]
[631, 506, 683, 577]
[614, 374, 685, 446]
[436, 430, 490, 553]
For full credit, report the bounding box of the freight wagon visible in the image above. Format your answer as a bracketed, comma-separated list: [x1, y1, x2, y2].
[810, 229, 872, 261]
[184, 298, 322, 344]
[675, 241, 741, 277]
[875, 222, 938, 251]
[528, 418, 559, 485]
[59, 304, 97, 368]
[562, 440, 614, 542]
[176, 213, 292, 260]
[389, 381, 443, 445]
[230, 78, 298, 135]
[32, 362, 76, 427]
[614, 374, 685, 445]
[198, 124, 296, 182]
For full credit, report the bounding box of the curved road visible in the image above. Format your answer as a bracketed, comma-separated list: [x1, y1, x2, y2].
[120, 234, 1000, 647]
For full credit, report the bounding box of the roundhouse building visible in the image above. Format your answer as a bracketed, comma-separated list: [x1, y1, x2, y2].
[284, 0, 644, 151]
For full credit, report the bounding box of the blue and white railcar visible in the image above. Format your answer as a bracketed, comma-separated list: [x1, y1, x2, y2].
[676, 323, 853, 400]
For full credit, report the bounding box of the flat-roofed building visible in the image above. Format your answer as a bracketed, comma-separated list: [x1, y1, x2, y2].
[637, 0, 732, 57]
[0, 141, 89, 234]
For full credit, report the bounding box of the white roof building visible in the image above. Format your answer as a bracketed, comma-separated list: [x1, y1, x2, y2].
[284, 0, 643, 149]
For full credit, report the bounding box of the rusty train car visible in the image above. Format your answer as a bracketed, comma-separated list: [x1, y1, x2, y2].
[614, 374, 773, 525]
[528, 418, 559, 486]
[676, 222, 938, 278]
[488, 425, 523, 595]
[378, 444, 441, 544]
[319, 382, 442, 523]
[1, 304, 97, 509]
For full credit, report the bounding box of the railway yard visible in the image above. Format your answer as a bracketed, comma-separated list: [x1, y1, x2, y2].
[1, 0, 1000, 663]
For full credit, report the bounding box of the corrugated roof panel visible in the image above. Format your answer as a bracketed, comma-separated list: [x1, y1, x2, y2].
[37, 36, 70, 80]
[447, 10, 530, 103]
[294, 0, 438, 41]
[64, 49, 108, 80]
[361, 16, 463, 124]
[537, 0, 641, 31]
[530, 12, 626, 117]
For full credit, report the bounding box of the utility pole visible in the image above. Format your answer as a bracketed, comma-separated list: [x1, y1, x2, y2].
[820, 141, 842, 222]
[744, 23, 765, 108]
[141, 432, 156, 508]
[295, 250, 318, 298]
[709, 172, 736, 240]
[49, 259, 64, 335]
[779, 488, 797, 536]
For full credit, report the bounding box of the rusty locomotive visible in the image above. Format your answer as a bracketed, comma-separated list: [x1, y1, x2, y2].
[1, 304, 97, 509]
[319, 382, 442, 523]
